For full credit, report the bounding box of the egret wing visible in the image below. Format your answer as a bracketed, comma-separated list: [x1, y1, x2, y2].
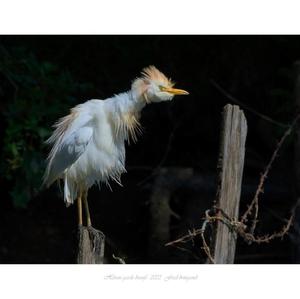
[44, 107, 94, 187]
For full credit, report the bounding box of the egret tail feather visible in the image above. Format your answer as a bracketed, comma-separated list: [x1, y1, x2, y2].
[64, 175, 77, 206]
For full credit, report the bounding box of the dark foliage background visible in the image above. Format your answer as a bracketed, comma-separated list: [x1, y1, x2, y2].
[0, 35, 299, 263]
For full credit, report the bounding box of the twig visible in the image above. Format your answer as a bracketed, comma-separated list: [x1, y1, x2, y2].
[211, 79, 288, 129]
[136, 122, 180, 186]
[240, 112, 300, 234]
[165, 228, 202, 246]
[112, 254, 126, 264]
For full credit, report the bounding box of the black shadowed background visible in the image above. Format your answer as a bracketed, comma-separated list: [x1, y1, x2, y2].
[0, 35, 300, 263]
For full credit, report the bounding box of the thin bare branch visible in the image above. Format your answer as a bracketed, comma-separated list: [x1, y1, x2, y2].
[241, 112, 300, 234]
[136, 123, 180, 186]
[210, 79, 288, 129]
[112, 254, 126, 264]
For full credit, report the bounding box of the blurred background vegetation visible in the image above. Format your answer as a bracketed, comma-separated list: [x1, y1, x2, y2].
[0, 36, 300, 263]
[0, 46, 95, 207]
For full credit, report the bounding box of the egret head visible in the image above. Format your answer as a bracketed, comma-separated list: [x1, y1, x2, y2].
[132, 66, 189, 103]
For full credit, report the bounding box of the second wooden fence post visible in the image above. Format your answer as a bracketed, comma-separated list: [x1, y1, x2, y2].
[212, 104, 247, 264]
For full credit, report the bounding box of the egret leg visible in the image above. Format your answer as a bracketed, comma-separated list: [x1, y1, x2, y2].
[83, 191, 92, 227]
[77, 191, 83, 226]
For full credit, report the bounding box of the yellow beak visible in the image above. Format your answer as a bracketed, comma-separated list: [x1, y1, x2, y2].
[160, 86, 189, 95]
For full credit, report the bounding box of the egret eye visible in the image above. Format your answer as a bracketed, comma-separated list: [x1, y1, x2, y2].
[159, 85, 167, 92]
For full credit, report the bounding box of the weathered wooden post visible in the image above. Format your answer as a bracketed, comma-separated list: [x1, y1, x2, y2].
[212, 104, 247, 264]
[77, 226, 105, 264]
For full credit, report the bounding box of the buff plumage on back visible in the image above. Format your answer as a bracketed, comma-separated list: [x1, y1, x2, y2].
[43, 105, 92, 188]
[43, 109, 78, 186]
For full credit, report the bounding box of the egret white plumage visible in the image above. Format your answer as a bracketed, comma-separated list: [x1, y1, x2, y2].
[44, 66, 189, 227]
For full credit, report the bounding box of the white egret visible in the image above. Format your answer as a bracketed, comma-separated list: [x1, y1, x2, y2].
[44, 66, 189, 227]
